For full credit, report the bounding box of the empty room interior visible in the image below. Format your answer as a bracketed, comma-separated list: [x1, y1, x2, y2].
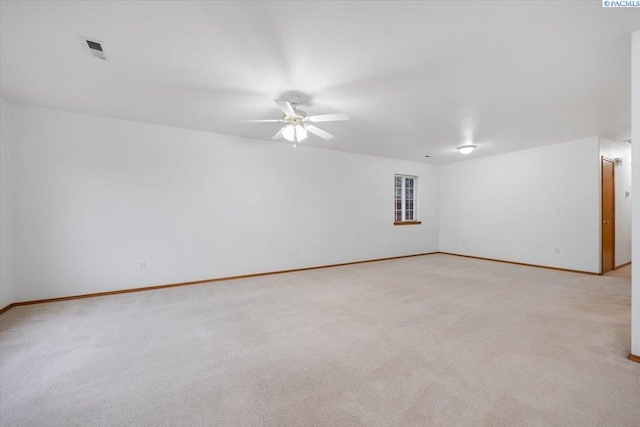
[1, 1, 640, 426]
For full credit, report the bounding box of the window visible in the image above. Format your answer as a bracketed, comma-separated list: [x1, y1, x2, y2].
[394, 175, 420, 225]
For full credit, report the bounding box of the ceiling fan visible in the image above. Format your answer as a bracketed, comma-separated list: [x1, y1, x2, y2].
[238, 96, 350, 146]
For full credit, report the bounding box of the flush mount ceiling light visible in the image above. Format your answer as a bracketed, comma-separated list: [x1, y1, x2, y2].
[457, 144, 477, 154]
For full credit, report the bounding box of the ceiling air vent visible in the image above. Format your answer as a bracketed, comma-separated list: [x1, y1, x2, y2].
[80, 36, 106, 60]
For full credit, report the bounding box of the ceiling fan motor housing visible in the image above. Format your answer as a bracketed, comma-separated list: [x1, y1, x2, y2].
[284, 110, 307, 125]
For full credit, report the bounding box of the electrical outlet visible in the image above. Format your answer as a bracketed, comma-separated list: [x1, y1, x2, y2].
[139, 261, 146, 270]
[554, 248, 560, 255]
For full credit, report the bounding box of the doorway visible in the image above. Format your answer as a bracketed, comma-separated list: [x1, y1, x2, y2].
[601, 156, 615, 274]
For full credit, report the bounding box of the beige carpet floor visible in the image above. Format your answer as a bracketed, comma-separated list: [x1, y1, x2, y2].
[1, 254, 638, 426]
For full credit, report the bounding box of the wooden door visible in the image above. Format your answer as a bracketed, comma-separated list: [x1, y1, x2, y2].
[601, 157, 615, 274]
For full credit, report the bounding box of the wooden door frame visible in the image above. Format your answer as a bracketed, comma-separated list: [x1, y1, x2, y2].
[601, 156, 615, 274]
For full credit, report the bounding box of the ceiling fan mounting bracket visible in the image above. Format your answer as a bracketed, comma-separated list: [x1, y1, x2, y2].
[287, 94, 302, 106]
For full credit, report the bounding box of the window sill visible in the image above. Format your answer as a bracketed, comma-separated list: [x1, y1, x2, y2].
[394, 221, 422, 226]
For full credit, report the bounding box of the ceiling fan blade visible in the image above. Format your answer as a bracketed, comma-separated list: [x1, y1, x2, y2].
[236, 119, 282, 123]
[307, 113, 351, 122]
[271, 126, 285, 140]
[306, 125, 334, 140]
[274, 99, 296, 116]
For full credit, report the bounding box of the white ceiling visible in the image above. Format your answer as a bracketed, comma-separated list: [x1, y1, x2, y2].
[1, 1, 639, 164]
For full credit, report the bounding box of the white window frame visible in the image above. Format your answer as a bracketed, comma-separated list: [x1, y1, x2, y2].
[394, 174, 419, 224]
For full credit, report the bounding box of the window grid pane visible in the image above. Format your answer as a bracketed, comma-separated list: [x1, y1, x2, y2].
[395, 174, 417, 222]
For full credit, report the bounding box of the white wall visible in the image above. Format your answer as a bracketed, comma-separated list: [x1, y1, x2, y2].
[599, 137, 632, 268]
[438, 137, 601, 273]
[9, 105, 438, 302]
[631, 30, 639, 358]
[0, 98, 13, 308]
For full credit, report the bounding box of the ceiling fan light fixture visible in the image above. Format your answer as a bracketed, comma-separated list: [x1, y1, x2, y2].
[282, 124, 308, 142]
[282, 125, 295, 142]
[457, 144, 477, 155]
[295, 125, 308, 141]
